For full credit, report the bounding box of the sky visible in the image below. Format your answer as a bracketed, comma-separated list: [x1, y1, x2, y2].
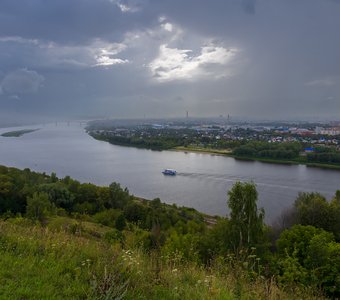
[0, 0, 340, 122]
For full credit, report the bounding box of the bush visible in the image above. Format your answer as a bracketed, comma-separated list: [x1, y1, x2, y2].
[26, 192, 56, 223]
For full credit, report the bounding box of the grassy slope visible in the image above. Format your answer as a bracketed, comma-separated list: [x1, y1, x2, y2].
[0, 218, 323, 300]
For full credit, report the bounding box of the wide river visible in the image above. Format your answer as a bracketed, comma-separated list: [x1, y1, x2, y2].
[0, 123, 339, 223]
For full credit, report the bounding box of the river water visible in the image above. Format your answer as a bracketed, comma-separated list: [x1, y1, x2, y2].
[0, 123, 339, 223]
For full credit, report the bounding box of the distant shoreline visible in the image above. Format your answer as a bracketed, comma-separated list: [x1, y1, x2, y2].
[89, 134, 340, 171]
[174, 146, 340, 171]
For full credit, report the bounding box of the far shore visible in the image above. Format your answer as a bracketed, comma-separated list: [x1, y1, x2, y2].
[88, 134, 340, 171]
[173, 146, 340, 171]
[173, 146, 232, 156]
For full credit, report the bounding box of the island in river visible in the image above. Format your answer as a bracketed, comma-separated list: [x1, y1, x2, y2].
[1, 129, 39, 137]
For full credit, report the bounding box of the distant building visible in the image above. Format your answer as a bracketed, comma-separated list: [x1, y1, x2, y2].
[320, 127, 340, 136]
[304, 147, 315, 153]
[152, 124, 164, 129]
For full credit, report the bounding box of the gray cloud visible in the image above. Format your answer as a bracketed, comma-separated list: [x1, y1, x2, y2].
[1, 69, 44, 95]
[305, 78, 336, 87]
[241, 0, 257, 14]
[0, 0, 340, 121]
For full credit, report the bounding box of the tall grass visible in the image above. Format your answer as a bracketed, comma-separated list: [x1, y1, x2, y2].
[0, 218, 325, 299]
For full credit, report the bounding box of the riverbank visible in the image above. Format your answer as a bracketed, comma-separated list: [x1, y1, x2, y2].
[174, 146, 232, 155]
[88, 131, 340, 171]
[174, 146, 340, 171]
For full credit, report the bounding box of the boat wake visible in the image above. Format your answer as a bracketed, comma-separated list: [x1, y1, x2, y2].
[176, 172, 330, 194]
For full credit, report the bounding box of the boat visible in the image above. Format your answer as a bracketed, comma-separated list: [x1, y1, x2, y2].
[162, 169, 177, 175]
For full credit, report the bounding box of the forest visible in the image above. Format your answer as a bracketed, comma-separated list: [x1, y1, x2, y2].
[0, 165, 339, 299]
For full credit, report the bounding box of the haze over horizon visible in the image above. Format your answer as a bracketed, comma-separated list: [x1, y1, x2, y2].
[0, 0, 340, 123]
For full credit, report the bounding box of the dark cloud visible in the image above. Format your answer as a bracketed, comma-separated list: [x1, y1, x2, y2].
[1, 69, 44, 95]
[0, 0, 339, 121]
[241, 0, 257, 14]
[0, 0, 152, 44]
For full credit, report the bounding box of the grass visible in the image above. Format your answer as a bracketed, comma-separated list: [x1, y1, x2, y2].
[174, 146, 232, 155]
[1, 129, 39, 137]
[0, 217, 325, 299]
[0, 218, 125, 299]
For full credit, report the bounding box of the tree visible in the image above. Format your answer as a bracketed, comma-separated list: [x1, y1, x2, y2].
[0, 174, 13, 196]
[329, 195, 340, 241]
[38, 182, 74, 210]
[227, 181, 265, 252]
[294, 192, 340, 241]
[294, 192, 331, 230]
[109, 182, 131, 209]
[0, 174, 15, 213]
[115, 213, 127, 231]
[277, 225, 340, 297]
[26, 192, 56, 223]
[277, 225, 326, 263]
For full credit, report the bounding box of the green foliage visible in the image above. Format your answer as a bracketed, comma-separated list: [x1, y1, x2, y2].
[198, 218, 230, 262]
[38, 182, 75, 210]
[0, 174, 13, 195]
[278, 250, 309, 286]
[0, 220, 128, 299]
[104, 229, 125, 245]
[124, 202, 147, 224]
[1, 165, 339, 298]
[295, 193, 330, 228]
[115, 213, 127, 231]
[307, 149, 340, 164]
[277, 225, 340, 297]
[329, 194, 340, 241]
[277, 225, 323, 262]
[294, 192, 340, 241]
[1, 129, 38, 137]
[93, 208, 120, 227]
[26, 192, 56, 222]
[227, 181, 266, 252]
[233, 141, 302, 160]
[109, 182, 132, 209]
[162, 230, 200, 263]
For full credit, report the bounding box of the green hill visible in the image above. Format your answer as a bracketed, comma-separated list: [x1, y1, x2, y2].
[0, 165, 339, 299]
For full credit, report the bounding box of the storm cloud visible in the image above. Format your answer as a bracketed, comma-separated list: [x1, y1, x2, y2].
[1, 69, 44, 95]
[0, 0, 339, 121]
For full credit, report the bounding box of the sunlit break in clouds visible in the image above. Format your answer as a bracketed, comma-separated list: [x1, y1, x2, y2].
[0, 0, 340, 122]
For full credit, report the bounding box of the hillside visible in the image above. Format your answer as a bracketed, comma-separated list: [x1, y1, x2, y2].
[0, 218, 324, 300]
[0, 165, 339, 299]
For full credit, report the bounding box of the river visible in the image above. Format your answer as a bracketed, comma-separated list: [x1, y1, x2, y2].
[0, 123, 339, 223]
